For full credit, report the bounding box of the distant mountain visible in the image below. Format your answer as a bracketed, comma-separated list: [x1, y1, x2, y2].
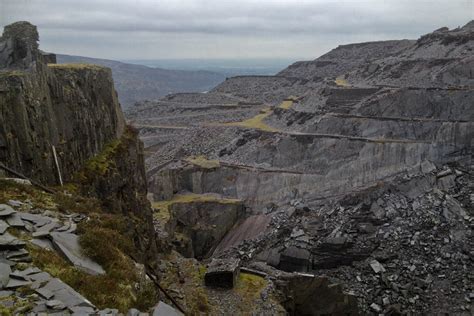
[56, 54, 226, 108]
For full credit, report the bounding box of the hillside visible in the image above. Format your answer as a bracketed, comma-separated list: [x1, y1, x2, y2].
[1, 19, 473, 316]
[129, 21, 474, 315]
[57, 54, 226, 108]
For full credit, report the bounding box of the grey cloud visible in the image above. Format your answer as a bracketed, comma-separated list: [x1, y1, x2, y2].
[0, 0, 472, 59]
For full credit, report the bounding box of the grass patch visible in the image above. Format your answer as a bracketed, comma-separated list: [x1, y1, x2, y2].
[79, 139, 121, 178]
[159, 255, 212, 314]
[279, 96, 298, 110]
[335, 77, 351, 87]
[152, 193, 241, 223]
[0, 295, 33, 315]
[0, 179, 55, 209]
[185, 156, 220, 169]
[224, 108, 277, 132]
[0, 70, 26, 78]
[29, 233, 156, 313]
[236, 273, 267, 302]
[54, 191, 102, 215]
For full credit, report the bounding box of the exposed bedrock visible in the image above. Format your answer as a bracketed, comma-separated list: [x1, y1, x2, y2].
[149, 128, 470, 210]
[0, 22, 157, 267]
[0, 23, 124, 185]
[164, 197, 244, 259]
[277, 273, 359, 316]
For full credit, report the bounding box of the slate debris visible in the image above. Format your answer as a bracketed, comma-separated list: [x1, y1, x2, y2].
[215, 165, 473, 314]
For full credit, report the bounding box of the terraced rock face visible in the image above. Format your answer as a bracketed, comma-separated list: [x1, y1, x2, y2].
[128, 21, 474, 315]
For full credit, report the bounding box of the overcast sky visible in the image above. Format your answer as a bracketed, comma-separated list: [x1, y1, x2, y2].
[0, 0, 472, 61]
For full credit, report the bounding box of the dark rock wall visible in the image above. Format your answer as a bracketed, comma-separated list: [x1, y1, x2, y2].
[0, 23, 124, 185]
[0, 21, 157, 266]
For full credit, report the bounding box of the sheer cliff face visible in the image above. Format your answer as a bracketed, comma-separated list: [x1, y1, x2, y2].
[0, 22, 156, 263]
[0, 23, 125, 185]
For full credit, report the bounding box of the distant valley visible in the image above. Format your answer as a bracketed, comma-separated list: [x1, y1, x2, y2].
[57, 54, 227, 108]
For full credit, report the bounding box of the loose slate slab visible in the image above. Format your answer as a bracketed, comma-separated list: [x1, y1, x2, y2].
[0, 233, 26, 250]
[70, 306, 96, 315]
[204, 258, 240, 289]
[27, 271, 53, 283]
[50, 232, 105, 276]
[6, 248, 29, 259]
[31, 238, 55, 250]
[20, 212, 52, 227]
[0, 220, 8, 234]
[5, 213, 25, 227]
[0, 262, 12, 288]
[5, 278, 31, 289]
[46, 299, 67, 310]
[36, 221, 60, 234]
[0, 205, 15, 217]
[369, 259, 386, 274]
[153, 301, 184, 316]
[43, 278, 95, 308]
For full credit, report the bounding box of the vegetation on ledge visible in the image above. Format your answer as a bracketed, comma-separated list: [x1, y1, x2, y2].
[152, 193, 242, 222]
[48, 63, 106, 71]
[185, 155, 221, 169]
[0, 179, 157, 313]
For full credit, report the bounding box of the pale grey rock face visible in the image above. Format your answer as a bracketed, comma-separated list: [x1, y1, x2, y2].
[153, 301, 184, 316]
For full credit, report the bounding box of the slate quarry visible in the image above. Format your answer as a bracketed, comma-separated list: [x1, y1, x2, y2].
[128, 21, 474, 315]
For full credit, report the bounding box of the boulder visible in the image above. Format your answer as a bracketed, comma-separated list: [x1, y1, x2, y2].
[279, 246, 310, 272]
[204, 258, 240, 289]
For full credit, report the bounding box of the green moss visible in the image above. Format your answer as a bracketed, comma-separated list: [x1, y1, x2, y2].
[76, 126, 138, 185]
[53, 191, 102, 215]
[81, 139, 121, 177]
[0, 294, 33, 315]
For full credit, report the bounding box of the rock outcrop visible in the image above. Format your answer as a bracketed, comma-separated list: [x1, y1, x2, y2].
[0, 22, 125, 185]
[0, 22, 159, 312]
